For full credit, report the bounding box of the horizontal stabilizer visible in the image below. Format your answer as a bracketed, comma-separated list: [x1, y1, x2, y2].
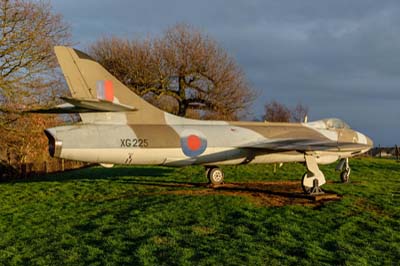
[29, 97, 137, 114]
[61, 97, 136, 112]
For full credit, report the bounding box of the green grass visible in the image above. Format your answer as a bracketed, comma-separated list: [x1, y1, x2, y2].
[0, 158, 399, 265]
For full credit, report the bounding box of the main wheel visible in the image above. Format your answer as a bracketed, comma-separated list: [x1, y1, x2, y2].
[340, 170, 350, 183]
[301, 172, 312, 194]
[208, 167, 224, 185]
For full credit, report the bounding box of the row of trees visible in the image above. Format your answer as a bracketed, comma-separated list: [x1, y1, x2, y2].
[0, 0, 70, 170]
[0, 0, 309, 176]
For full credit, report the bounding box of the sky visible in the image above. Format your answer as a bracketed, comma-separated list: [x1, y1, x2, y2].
[52, 0, 400, 146]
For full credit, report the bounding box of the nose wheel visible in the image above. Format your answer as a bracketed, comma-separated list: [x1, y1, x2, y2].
[206, 166, 224, 185]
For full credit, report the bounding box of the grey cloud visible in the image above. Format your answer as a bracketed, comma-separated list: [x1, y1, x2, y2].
[52, 0, 400, 145]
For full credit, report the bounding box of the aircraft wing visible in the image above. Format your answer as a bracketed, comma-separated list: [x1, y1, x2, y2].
[240, 138, 371, 152]
[30, 97, 136, 113]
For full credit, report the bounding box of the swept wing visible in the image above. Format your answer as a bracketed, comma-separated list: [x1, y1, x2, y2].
[239, 138, 371, 152]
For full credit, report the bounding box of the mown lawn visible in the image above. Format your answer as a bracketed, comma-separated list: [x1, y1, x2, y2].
[0, 158, 399, 265]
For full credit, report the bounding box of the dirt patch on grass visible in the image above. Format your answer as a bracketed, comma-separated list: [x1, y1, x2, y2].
[160, 181, 341, 207]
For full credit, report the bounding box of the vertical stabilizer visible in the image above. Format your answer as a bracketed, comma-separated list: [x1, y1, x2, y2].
[54, 46, 165, 123]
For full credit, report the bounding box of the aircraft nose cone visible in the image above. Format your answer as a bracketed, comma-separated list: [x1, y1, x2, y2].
[366, 135, 373, 148]
[356, 132, 373, 152]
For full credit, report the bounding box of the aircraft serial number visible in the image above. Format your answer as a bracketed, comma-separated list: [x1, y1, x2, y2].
[121, 138, 149, 148]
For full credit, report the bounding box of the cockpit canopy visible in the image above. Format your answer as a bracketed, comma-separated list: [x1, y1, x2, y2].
[324, 118, 350, 129]
[307, 118, 350, 130]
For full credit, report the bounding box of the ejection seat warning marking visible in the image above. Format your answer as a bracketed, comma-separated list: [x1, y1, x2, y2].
[125, 153, 133, 164]
[121, 138, 149, 148]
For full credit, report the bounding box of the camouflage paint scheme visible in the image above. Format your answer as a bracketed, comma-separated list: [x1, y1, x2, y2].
[44, 46, 373, 193]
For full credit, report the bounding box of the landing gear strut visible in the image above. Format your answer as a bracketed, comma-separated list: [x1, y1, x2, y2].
[336, 158, 351, 183]
[301, 154, 326, 195]
[205, 166, 224, 185]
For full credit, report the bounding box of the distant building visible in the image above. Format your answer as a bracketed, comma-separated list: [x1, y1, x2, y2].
[370, 147, 399, 158]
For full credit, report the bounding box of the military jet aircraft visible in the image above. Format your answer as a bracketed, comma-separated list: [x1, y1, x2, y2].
[43, 46, 373, 194]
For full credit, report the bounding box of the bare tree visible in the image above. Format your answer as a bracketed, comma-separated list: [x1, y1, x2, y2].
[0, 0, 70, 116]
[0, 0, 70, 169]
[291, 103, 309, 122]
[263, 101, 291, 122]
[263, 101, 309, 122]
[89, 24, 255, 120]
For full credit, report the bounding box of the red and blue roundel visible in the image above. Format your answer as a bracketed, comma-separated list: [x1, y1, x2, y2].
[180, 130, 207, 157]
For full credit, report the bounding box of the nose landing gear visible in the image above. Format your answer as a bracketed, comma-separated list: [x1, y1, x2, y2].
[301, 154, 326, 195]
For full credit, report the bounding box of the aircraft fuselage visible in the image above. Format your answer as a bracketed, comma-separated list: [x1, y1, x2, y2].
[45, 119, 372, 167]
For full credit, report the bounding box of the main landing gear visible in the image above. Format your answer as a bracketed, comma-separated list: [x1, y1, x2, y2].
[204, 157, 351, 194]
[336, 158, 351, 183]
[301, 156, 352, 195]
[205, 166, 224, 185]
[301, 154, 326, 195]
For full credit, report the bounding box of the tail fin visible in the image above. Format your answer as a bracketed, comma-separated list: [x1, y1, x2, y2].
[54, 46, 165, 123]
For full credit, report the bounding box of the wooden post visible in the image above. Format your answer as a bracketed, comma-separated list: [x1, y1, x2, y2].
[20, 164, 26, 179]
[28, 163, 32, 178]
[61, 159, 65, 171]
[7, 148, 11, 165]
[43, 161, 48, 173]
[396, 145, 399, 161]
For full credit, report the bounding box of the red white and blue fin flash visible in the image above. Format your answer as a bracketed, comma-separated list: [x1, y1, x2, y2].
[180, 130, 207, 157]
[96, 80, 114, 102]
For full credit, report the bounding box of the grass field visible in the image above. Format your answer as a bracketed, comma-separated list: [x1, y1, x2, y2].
[0, 158, 399, 265]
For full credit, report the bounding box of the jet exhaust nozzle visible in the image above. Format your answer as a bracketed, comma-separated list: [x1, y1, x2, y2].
[44, 129, 62, 158]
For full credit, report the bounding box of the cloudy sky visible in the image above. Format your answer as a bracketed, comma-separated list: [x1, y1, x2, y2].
[52, 0, 400, 146]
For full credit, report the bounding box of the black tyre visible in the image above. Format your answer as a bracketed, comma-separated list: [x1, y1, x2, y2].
[340, 170, 350, 183]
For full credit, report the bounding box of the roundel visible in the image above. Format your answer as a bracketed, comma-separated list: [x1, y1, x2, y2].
[180, 130, 207, 157]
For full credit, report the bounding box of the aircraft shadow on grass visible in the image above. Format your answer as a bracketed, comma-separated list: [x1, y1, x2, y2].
[11, 166, 175, 183]
[9, 166, 340, 201]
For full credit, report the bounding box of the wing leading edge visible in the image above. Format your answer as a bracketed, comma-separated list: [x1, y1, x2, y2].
[239, 138, 371, 152]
